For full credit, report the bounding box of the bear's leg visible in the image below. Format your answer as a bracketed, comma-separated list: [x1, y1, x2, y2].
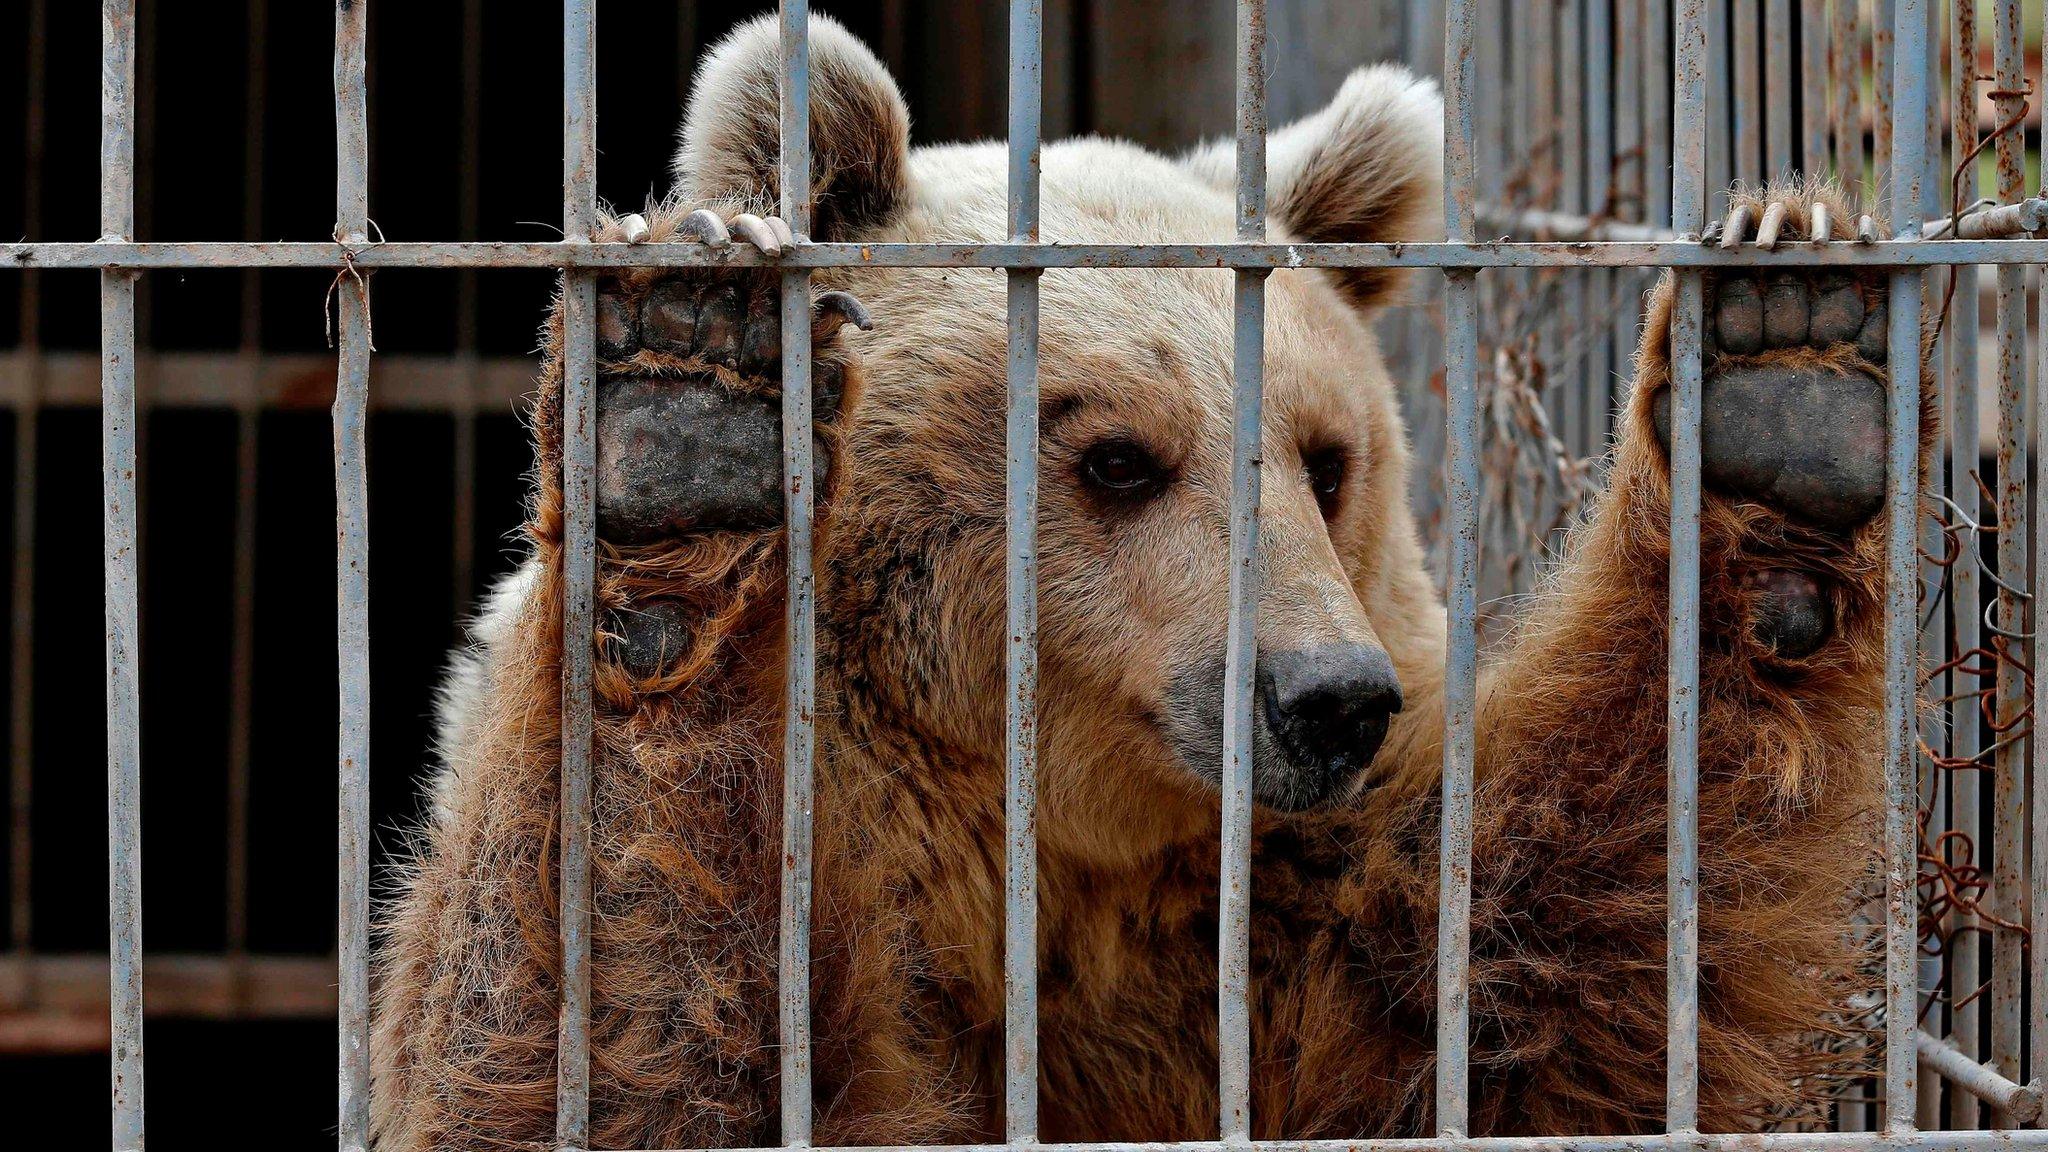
[1454, 183, 1916, 1129]
[1273, 185, 1918, 1138]
[371, 205, 894, 1152]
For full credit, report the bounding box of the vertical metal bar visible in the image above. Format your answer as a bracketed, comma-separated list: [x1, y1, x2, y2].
[1436, 0, 1477, 1135]
[2035, 1, 2048, 1097]
[1735, 0, 1763, 186]
[1556, 0, 1589, 457]
[1612, 0, 1644, 421]
[1667, 0, 1710, 1133]
[1873, 0, 1895, 208]
[101, 0, 143, 1146]
[1220, 0, 1265, 1141]
[778, 2, 818, 1145]
[1767, 0, 1795, 174]
[1946, 0, 1984, 1128]
[1914, 0, 1946, 1129]
[1801, 0, 1831, 173]
[558, 0, 598, 1149]
[1988, 0, 2026, 1124]
[333, 0, 373, 1148]
[1647, 0, 1672, 229]
[1476, 0, 1505, 204]
[1004, 0, 1043, 1143]
[452, 0, 484, 614]
[1883, 0, 1927, 1132]
[1708, 0, 1732, 216]
[1585, 0, 1613, 455]
[226, 0, 267, 975]
[9, 0, 47, 973]
[1833, 0, 1865, 193]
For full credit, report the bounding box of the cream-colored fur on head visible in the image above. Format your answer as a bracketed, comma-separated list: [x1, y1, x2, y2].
[672, 13, 911, 239]
[1184, 64, 1445, 307]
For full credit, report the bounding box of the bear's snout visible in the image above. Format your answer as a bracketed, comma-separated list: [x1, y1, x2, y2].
[1257, 643, 1404, 809]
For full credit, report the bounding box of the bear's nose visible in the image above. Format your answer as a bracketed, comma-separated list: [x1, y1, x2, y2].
[1258, 643, 1404, 789]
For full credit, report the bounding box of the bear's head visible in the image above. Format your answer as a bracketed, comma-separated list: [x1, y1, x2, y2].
[676, 16, 1446, 855]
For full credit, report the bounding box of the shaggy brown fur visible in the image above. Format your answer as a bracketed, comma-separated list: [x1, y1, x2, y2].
[372, 19, 1906, 1150]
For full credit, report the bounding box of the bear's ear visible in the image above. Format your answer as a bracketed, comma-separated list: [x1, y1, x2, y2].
[673, 14, 912, 241]
[1185, 65, 1444, 311]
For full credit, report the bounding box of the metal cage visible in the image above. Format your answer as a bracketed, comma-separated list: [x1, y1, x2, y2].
[5, 0, 2047, 1147]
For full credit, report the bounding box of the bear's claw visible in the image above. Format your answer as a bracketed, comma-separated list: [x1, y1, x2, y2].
[1653, 255, 1890, 533]
[591, 251, 864, 545]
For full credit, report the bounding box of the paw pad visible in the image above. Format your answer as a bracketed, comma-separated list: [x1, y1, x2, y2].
[1655, 196, 1894, 533]
[580, 212, 873, 545]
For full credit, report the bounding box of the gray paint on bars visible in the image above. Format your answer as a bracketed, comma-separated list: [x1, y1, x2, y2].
[102, 0, 143, 1144]
[1005, 0, 1045, 1142]
[780, 1, 820, 1146]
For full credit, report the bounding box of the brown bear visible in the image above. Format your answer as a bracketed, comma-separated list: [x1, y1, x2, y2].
[371, 14, 1908, 1150]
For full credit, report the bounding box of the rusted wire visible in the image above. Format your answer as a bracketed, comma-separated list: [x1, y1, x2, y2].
[1915, 481, 2033, 1025]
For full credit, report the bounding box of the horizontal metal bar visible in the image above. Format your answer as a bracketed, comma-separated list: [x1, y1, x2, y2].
[472, 1133, 2048, 1152]
[1916, 1030, 2044, 1124]
[12, 238, 2048, 270]
[1484, 197, 2048, 244]
[0, 952, 338, 1018]
[0, 349, 536, 409]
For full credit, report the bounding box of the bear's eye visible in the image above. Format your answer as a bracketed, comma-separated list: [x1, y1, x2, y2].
[1079, 440, 1167, 500]
[1304, 447, 1348, 520]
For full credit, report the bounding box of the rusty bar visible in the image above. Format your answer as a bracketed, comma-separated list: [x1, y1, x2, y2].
[1476, 0, 1504, 203]
[452, 0, 484, 612]
[1874, 0, 1895, 206]
[1801, 0, 1830, 173]
[1220, 0, 1266, 1140]
[504, 1131, 2048, 1152]
[100, 0, 143, 1144]
[9, 0, 47, 970]
[1585, 0, 1614, 453]
[1833, 0, 1864, 193]
[1647, 0, 1672, 228]
[21, 237, 2048, 270]
[1882, 0, 1927, 1131]
[1667, 0, 1711, 1132]
[1916, 1032, 2044, 1125]
[1437, 0, 1477, 1134]
[225, 0, 267, 970]
[1912, 0, 1945, 1128]
[2030, 0, 2048, 1107]
[1736, 0, 1762, 189]
[555, 1, 598, 1150]
[1708, 0, 1729, 218]
[779, 1, 819, 1145]
[1561, 0, 1585, 450]
[1945, 0, 1984, 1128]
[1988, 0, 2026, 1125]
[333, 0, 373, 1146]
[1764, 0, 1794, 175]
[1005, 0, 1044, 1142]
[1611, 0, 1645, 418]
